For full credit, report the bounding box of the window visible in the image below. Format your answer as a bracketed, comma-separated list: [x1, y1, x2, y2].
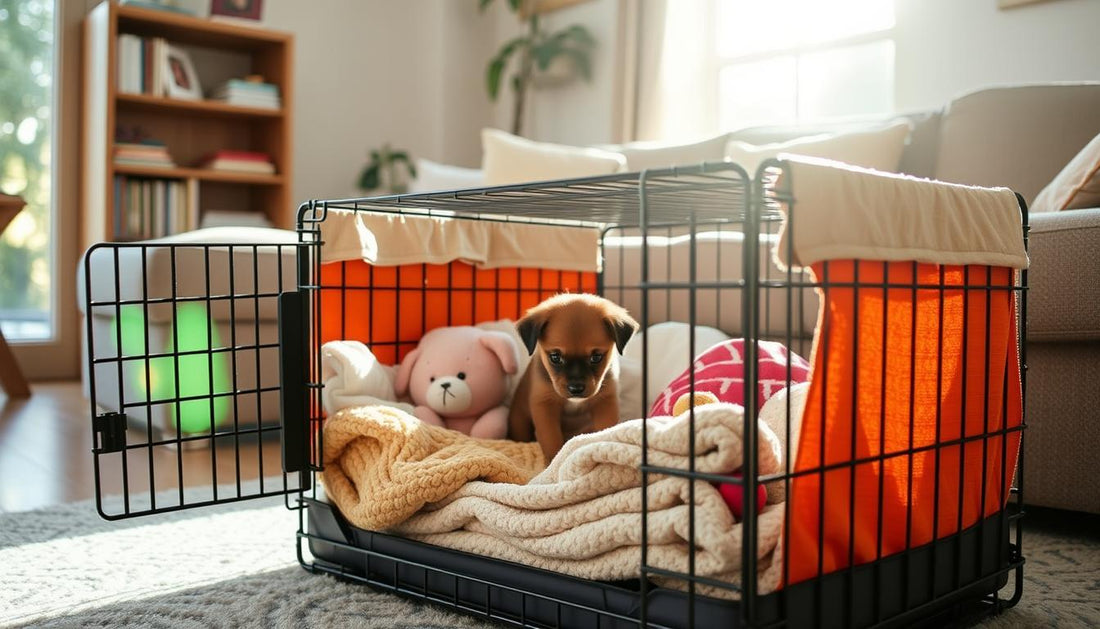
[0, 0, 54, 341]
[714, 0, 895, 130]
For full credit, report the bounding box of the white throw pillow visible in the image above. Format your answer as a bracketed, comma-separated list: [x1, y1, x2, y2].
[481, 128, 627, 186]
[603, 133, 731, 172]
[1031, 132, 1100, 212]
[725, 120, 912, 174]
[408, 158, 484, 193]
[619, 321, 732, 416]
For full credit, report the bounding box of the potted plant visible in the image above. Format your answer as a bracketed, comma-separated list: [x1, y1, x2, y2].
[480, 0, 596, 136]
[358, 143, 417, 195]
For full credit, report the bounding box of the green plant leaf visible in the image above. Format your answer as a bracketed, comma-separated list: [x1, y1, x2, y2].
[359, 163, 379, 191]
[479, 0, 493, 12]
[486, 36, 527, 100]
[557, 24, 596, 47]
[564, 47, 592, 81]
[407, 161, 418, 179]
[487, 56, 506, 100]
[498, 36, 528, 61]
[531, 40, 558, 70]
[508, 0, 522, 11]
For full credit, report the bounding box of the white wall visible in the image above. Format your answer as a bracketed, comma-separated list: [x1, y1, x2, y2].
[892, 0, 1099, 112]
[487, 0, 625, 145]
[526, 0, 623, 145]
[257, 0, 624, 206]
[262, 0, 496, 202]
[435, 2, 501, 167]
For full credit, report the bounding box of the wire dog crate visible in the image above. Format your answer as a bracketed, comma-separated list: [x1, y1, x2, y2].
[81, 160, 1028, 628]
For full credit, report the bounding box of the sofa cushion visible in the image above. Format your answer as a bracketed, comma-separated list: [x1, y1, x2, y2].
[409, 158, 484, 193]
[481, 128, 626, 186]
[1026, 207, 1100, 341]
[602, 133, 731, 171]
[894, 111, 941, 180]
[933, 83, 1100, 204]
[1031, 132, 1100, 213]
[725, 120, 911, 174]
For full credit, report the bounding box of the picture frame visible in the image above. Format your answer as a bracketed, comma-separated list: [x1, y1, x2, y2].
[209, 0, 263, 21]
[162, 44, 202, 100]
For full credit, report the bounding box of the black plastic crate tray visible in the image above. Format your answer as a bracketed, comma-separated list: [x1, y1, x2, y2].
[303, 498, 1015, 629]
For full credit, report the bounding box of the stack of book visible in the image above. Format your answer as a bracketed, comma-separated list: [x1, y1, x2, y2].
[113, 176, 198, 240]
[197, 150, 277, 175]
[210, 79, 281, 110]
[114, 140, 175, 168]
[116, 35, 168, 95]
[119, 0, 199, 16]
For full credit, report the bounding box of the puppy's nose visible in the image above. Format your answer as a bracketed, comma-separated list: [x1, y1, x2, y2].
[567, 383, 585, 396]
[440, 382, 451, 390]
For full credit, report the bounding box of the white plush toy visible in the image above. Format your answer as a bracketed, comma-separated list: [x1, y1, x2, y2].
[320, 340, 414, 416]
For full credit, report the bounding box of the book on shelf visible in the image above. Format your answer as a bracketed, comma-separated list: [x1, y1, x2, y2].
[210, 78, 281, 109]
[113, 140, 176, 168]
[116, 34, 167, 96]
[197, 150, 277, 175]
[112, 175, 198, 240]
[119, 0, 200, 16]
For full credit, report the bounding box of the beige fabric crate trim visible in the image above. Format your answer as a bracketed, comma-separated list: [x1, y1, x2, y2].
[320, 209, 601, 273]
[775, 155, 1029, 271]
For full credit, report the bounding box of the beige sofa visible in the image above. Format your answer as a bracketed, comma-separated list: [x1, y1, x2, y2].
[712, 83, 1100, 514]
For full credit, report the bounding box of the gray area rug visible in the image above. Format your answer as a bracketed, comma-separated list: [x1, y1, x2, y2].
[1, 493, 1096, 628]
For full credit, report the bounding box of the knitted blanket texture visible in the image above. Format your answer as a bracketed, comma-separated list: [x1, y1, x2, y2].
[322, 402, 787, 596]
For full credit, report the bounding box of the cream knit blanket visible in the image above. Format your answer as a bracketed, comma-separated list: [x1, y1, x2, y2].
[323, 402, 788, 596]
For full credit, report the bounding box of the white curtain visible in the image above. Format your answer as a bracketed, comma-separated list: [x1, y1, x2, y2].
[632, 0, 716, 141]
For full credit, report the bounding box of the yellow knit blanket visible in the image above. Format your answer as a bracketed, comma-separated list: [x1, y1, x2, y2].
[321, 405, 545, 530]
[322, 402, 788, 597]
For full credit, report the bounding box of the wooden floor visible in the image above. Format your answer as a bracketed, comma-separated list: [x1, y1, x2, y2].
[0, 381, 282, 513]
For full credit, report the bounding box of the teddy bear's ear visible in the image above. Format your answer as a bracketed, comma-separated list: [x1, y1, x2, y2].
[393, 347, 421, 397]
[480, 331, 518, 374]
[516, 314, 544, 356]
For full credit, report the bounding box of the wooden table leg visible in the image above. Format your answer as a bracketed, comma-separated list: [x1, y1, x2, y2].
[0, 194, 31, 398]
[0, 329, 31, 398]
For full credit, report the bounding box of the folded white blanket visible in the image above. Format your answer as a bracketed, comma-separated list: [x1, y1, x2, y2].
[319, 208, 601, 272]
[390, 402, 788, 597]
[774, 155, 1029, 271]
[320, 340, 413, 416]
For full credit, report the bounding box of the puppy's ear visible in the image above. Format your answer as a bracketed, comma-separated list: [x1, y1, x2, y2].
[516, 314, 545, 356]
[604, 312, 640, 354]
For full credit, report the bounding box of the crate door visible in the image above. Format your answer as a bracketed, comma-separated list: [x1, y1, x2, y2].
[81, 240, 307, 519]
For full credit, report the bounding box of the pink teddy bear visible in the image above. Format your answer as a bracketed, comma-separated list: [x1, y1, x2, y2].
[394, 326, 518, 439]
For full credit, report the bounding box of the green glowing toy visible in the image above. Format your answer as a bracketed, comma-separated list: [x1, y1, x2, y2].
[113, 303, 230, 434]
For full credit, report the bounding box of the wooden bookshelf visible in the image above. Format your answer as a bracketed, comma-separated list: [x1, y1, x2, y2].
[81, 1, 295, 246]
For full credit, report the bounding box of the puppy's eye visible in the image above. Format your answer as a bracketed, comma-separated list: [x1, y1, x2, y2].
[429, 376, 436, 383]
[590, 353, 604, 364]
[549, 352, 563, 365]
[457, 372, 466, 380]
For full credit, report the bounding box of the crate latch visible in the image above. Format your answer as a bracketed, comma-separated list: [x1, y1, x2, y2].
[93, 412, 127, 453]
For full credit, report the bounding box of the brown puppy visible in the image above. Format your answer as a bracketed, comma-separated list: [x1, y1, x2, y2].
[508, 293, 639, 462]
